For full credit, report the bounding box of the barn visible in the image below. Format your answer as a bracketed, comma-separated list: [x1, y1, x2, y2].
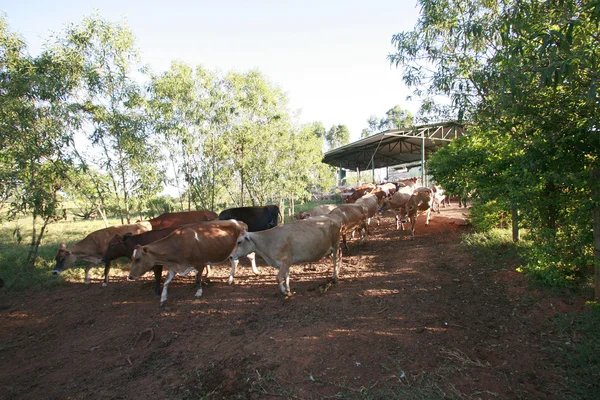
[322, 121, 466, 185]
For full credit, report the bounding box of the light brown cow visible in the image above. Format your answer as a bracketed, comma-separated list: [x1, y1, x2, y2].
[53, 222, 152, 283]
[294, 204, 337, 220]
[128, 220, 247, 307]
[379, 187, 433, 240]
[371, 183, 397, 204]
[145, 210, 218, 230]
[229, 215, 343, 296]
[328, 204, 368, 249]
[355, 192, 380, 227]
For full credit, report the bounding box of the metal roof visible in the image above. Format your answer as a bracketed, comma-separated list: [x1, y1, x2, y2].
[322, 121, 466, 170]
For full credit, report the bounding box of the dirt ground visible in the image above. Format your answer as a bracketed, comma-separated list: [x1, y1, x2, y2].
[0, 206, 588, 399]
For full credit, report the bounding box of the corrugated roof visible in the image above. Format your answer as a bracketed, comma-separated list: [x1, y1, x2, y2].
[322, 121, 466, 170]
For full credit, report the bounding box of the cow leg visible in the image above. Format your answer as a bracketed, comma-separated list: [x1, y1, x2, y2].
[332, 245, 341, 283]
[153, 265, 163, 296]
[102, 261, 111, 287]
[409, 216, 416, 240]
[248, 252, 259, 275]
[277, 263, 292, 295]
[228, 258, 239, 285]
[205, 265, 212, 278]
[194, 266, 204, 299]
[425, 208, 431, 225]
[160, 269, 177, 307]
[84, 265, 92, 285]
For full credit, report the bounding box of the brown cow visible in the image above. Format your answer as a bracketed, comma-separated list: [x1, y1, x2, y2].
[294, 204, 337, 220]
[128, 220, 247, 307]
[344, 183, 376, 203]
[53, 222, 152, 283]
[229, 215, 343, 296]
[145, 210, 218, 230]
[328, 204, 368, 250]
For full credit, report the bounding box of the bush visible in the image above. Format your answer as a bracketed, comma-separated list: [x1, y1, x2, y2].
[469, 200, 512, 231]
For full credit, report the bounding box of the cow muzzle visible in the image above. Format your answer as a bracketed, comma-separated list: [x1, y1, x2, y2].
[52, 269, 61, 275]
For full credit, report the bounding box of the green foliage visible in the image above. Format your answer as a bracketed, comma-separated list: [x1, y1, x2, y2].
[361, 105, 414, 138]
[325, 124, 350, 150]
[144, 195, 176, 218]
[469, 200, 511, 231]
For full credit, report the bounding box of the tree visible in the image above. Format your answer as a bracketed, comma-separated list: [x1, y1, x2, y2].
[0, 17, 78, 276]
[325, 124, 350, 150]
[392, 0, 600, 294]
[60, 14, 163, 223]
[361, 116, 380, 138]
[379, 105, 414, 130]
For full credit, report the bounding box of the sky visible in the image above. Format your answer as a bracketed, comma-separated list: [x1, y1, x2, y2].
[1, 0, 422, 141]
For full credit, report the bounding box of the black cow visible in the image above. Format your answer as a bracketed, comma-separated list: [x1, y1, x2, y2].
[218, 205, 280, 232]
[102, 226, 183, 294]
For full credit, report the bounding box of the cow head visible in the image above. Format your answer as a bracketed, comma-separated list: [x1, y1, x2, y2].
[52, 242, 77, 275]
[294, 211, 310, 220]
[102, 234, 127, 263]
[230, 231, 254, 261]
[128, 245, 156, 280]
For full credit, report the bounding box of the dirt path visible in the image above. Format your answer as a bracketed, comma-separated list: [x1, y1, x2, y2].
[0, 206, 583, 399]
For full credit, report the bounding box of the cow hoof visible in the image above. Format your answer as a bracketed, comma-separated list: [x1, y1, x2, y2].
[227, 277, 234, 285]
[159, 301, 167, 308]
[101, 282, 107, 288]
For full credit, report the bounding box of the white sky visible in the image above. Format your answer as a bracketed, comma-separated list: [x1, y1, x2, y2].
[1, 0, 421, 141]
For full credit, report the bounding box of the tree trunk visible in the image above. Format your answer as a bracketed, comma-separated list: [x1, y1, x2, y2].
[97, 204, 109, 228]
[511, 204, 520, 242]
[24, 213, 38, 270]
[279, 198, 285, 222]
[591, 168, 600, 300]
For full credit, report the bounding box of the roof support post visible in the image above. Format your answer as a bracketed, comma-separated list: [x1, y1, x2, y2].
[421, 130, 425, 185]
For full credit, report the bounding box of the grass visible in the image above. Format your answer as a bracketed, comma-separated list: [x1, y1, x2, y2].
[461, 228, 528, 270]
[282, 198, 344, 223]
[0, 215, 125, 293]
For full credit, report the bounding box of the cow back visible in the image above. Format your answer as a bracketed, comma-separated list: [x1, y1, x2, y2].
[218, 205, 279, 232]
[147, 210, 218, 230]
[355, 193, 379, 218]
[146, 220, 248, 266]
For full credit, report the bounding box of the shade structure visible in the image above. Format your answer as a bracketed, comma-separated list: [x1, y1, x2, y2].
[322, 121, 466, 170]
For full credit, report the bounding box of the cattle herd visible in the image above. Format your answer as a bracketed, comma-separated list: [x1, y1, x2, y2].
[53, 180, 457, 306]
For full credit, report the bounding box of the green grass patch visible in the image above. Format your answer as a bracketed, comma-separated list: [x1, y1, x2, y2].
[461, 228, 528, 270]
[0, 216, 124, 293]
[283, 199, 343, 223]
[550, 303, 600, 400]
